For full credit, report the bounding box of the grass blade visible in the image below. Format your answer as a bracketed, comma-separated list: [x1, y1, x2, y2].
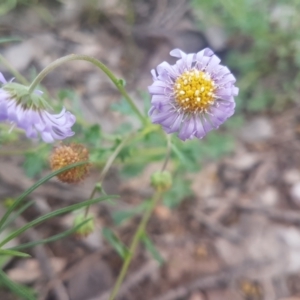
[9, 218, 92, 251]
[0, 269, 35, 300]
[0, 195, 115, 247]
[0, 161, 89, 232]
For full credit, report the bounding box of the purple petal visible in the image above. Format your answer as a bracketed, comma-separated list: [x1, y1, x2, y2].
[202, 116, 215, 132]
[206, 55, 221, 73]
[184, 53, 196, 70]
[178, 117, 195, 141]
[170, 49, 187, 58]
[194, 117, 206, 139]
[151, 110, 174, 124]
[168, 113, 184, 133]
[157, 61, 179, 79]
[148, 81, 170, 95]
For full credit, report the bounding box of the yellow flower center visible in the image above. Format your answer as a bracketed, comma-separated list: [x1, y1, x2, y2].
[174, 69, 216, 113]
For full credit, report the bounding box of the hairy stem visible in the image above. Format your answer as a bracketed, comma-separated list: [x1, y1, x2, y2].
[28, 54, 146, 125]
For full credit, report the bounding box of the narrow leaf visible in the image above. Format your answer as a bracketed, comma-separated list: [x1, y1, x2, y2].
[0, 249, 30, 258]
[0, 196, 115, 247]
[0, 161, 89, 232]
[0, 270, 36, 300]
[141, 233, 164, 265]
[102, 227, 129, 259]
[2, 200, 35, 231]
[9, 219, 92, 251]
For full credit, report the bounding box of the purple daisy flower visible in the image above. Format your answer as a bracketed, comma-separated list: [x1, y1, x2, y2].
[0, 72, 76, 143]
[148, 48, 239, 141]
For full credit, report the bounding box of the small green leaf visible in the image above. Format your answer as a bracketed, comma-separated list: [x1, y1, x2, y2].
[111, 98, 133, 115]
[121, 163, 145, 178]
[141, 233, 164, 265]
[118, 78, 126, 86]
[102, 227, 129, 259]
[23, 152, 46, 178]
[114, 122, 133, 134]
[163, 177, 192, 208]
[84, 124, 102, 145]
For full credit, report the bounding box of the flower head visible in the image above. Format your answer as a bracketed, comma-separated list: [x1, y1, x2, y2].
[50, 143, 90, 183]
[0, 72, 76, 143]
[148, 48, 239, 141]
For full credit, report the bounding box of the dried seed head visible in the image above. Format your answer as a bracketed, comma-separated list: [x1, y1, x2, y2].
[50, 143, 90, 183]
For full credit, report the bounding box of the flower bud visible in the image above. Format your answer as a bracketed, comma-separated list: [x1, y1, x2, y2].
[73, 214, 95, 238]
[151, 170, 172, 192]
[50, 143, 90, 183]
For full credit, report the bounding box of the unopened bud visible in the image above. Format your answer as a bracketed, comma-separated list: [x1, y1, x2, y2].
[50, 143, 90, 183]
[151, 170, 172, 192]
[74, 214, 95, 238]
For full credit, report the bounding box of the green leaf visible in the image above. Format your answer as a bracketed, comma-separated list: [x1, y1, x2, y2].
[111, 98, 134, 115]
[121, 163, 145, 178]
[171, 143, 198, 172]
[84, 124, 102, 144]
[0, 196, 115, 248]
[102, 227, 129, 259]
[139, 90, 151, 116]
[1, 200, 35, 231]
[23, 152, 46, 178]
[141, 233, 164, 265]
[114, 122, 133, 134]
[0, 270, 36, 300]
[0, 161, 90, 232]
[112, 202, 149, 225]
[0, 249, 30, 258]
[163, 177, 192, 208]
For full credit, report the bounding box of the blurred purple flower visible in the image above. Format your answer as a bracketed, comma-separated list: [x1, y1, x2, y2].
[0, 72, 76, 143]
[148, 48, 239, 141]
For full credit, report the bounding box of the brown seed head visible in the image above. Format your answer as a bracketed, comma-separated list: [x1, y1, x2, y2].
[50, 143, 90, 183]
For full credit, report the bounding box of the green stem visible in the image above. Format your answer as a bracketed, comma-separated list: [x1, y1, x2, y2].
[84, 134, 133, 217]
[28, 54, 146, 125]
[108, 191, 162, 300]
